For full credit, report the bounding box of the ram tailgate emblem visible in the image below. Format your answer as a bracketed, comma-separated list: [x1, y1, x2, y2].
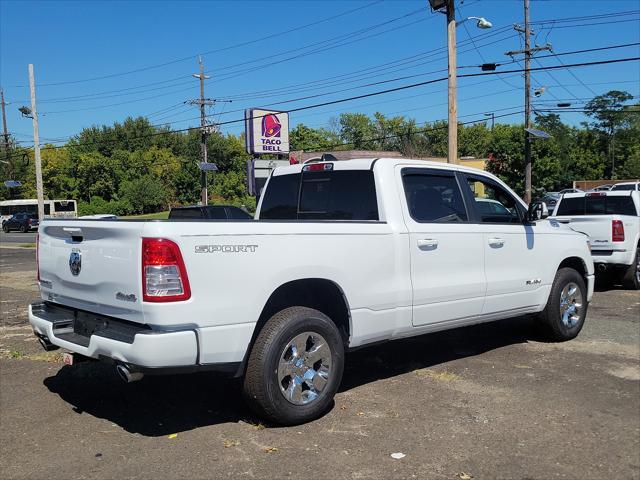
[69, 250, 81, 276]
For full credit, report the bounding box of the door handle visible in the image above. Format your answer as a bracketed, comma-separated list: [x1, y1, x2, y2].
[488, 237, 505, 247]
[417, 238, 439, 249]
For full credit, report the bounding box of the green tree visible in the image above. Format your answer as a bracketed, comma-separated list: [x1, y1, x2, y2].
[119, 175, 167, 214]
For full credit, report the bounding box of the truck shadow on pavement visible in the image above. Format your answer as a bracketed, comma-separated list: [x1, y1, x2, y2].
[43, 316, 541, 436]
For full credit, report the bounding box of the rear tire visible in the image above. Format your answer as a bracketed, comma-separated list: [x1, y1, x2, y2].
[537, 268, 588, 341]
[20, 224, 28, 233]
[621, 245, 640, 290]
[243, 306, 345, 426]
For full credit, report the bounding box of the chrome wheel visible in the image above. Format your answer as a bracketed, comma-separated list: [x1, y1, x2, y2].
[559, 282, 583, 328]
[278, 331, 332, 406]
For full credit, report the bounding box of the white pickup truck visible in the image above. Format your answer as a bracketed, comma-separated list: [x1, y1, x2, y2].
[30, 158, 594, 425]
[552, 190, 640, 289]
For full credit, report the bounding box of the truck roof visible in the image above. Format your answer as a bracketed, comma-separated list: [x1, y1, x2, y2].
[272, 157, 493, 177]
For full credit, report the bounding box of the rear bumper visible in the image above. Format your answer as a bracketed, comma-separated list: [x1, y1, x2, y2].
[29, 301, 198, 368]
[587, 274, 595, 302]
[591, 249, 633, 266]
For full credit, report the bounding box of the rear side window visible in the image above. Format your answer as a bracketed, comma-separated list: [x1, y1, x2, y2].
[402, 171, 468, 223]
[611, 184, 637, 191]
[556, 197, 584, 216]
[557, 196, 638, 216]
[260, 173, 300, 219]
[260, 170, 379, 221]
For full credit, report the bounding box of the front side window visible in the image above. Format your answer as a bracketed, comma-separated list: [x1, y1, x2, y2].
[466, 176, 522, 224]
[402, 171, 468, 223]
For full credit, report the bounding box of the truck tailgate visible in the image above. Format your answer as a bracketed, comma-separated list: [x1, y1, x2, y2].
[554, 215, 614, 246]
[38, 221, 145, 323]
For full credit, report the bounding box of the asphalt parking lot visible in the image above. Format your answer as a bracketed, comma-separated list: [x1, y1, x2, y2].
[1, 246, 638, 480]
[0, 229, 37, 245]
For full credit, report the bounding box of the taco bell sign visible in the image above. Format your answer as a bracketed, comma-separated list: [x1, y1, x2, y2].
[245, 108, 290, 154]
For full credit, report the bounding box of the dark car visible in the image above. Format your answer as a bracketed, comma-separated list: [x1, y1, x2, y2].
[536, 193, 560, 215]
[2, 212, 39, 233]
[168, 205, 253, 221]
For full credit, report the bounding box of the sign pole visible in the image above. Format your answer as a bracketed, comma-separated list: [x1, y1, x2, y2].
[28, 64, 45, 221]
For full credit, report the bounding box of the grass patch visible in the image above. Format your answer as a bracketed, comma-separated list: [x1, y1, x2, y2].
[2, 349, 63, 362]
[18, 243, 36, 248]
[122, 211, 169, 220]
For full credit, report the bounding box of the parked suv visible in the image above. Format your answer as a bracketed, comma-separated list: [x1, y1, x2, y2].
[2, 213, 39, 233]
[168, 205, 253, 220]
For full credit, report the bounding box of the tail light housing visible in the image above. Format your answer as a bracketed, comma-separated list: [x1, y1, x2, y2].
[612, 220, 625, 242]
[142, 238, 191, 302]
[36, 233, 40, 282]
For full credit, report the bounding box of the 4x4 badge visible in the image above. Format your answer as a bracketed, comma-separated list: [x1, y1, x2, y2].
[69, 250, 81, 276]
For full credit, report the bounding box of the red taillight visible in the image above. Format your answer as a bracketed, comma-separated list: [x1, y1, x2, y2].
[142, 238, 191, 302]
[36, 233, 40, 282]
[27, 218, 32, 226]
[612, 220, 625, 242]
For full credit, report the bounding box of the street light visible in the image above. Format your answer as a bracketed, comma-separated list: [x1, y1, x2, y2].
[428, 1, 492, 163]
[459, 16, 493, 29]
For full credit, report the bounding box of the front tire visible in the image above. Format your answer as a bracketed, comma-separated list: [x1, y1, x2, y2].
[621, 246, 640, 290]
[2, 224, 8, 233]
[243, 306, 345, 426]
[538, 267, 588, 341]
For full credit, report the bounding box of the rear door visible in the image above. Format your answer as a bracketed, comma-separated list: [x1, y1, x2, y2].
[399, 167, 486, 327]
[38, 221, 146, 323]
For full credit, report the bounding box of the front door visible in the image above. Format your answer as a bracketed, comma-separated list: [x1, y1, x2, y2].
[461, 174, 542, 315]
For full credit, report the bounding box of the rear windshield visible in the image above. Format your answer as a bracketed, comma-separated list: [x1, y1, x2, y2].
[556, 195, 638, 216]
[260, 170, 379, 221]
[611, 184, 637, 191]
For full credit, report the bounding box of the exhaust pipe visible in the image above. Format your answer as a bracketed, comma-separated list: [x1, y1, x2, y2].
[116, 364, 144, 383]
[37, 335, 59, 352]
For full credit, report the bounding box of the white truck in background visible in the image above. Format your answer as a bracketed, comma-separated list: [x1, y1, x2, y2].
[552, 190, 640, 290]
[30, 158, 594, 425]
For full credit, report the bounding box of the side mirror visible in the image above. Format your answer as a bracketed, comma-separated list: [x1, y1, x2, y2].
[527, 201, 549, 222]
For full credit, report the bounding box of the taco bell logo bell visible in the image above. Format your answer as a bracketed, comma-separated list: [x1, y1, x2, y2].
[262, 114, 281, 138]
[260, 113, 283, 152]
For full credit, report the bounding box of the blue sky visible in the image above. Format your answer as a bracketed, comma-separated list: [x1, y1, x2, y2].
[1, 0, 639, 146]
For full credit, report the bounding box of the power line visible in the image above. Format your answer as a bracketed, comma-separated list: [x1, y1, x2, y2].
[30, 56, 639, 152]
[7, 1, 384, 88]
[20, 9, 640, 104]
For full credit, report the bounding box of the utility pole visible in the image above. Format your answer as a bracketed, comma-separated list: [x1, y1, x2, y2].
[505, 0, 551, 204]
[484, 112, 495, 132]
[1, 88, 10, 159]
[192, 58, 211, 205]
[446, 0, 457, 164]
[523, 0, 532, 204]
[28, 64, 45, 221]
